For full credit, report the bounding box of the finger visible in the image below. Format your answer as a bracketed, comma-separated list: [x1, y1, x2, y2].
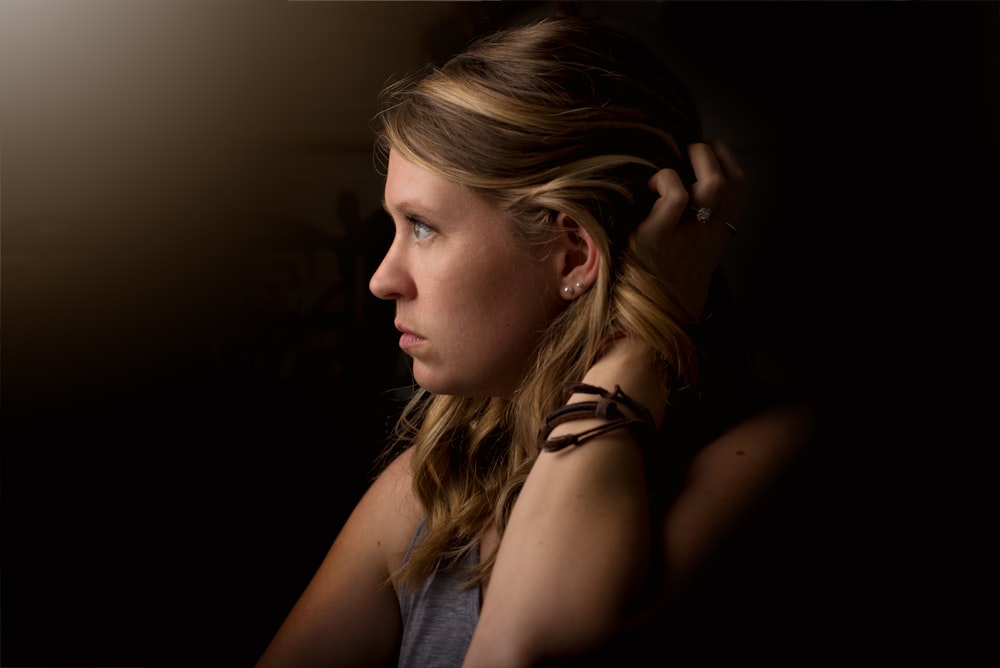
[637, 168, 689, 243]
[706, 138, 746, 225]
[687, 142, 725, 210]
[707, 138, 744, 185]
[647, 166, 688, 203]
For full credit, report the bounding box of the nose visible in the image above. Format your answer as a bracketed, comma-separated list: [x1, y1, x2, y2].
[368, 239, 411, 301]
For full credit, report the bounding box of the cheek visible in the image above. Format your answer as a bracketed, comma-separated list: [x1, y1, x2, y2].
[442, 234, 560, 346]
[476, 261, 558, 337]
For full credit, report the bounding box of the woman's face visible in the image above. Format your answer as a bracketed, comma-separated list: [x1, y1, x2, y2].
[369, 150, 565, 397]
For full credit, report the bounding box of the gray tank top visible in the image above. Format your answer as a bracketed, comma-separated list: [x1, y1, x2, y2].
[396, 523, 480, 668]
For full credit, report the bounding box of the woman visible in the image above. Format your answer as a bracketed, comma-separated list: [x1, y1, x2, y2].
[258, 14, 818, 667]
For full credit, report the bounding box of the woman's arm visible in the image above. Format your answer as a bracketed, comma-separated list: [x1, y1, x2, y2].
[532, 395, 827, 668]
[255, 448, 421, 668]
[462, 141, 786, 667]
[465, 338, 666, 668]
[464, 143, 737, 667]
[659, 396, 824, 605]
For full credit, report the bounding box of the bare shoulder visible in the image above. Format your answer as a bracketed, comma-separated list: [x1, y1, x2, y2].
[254, 447, 423, 668]
[367, 446, 417, 504]
[354, 446, 423, 573]
[686, 396, 825, 481]
[659, 396, 828, 598]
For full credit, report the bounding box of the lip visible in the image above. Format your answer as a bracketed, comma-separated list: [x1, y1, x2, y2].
[395, 322, 427, 351]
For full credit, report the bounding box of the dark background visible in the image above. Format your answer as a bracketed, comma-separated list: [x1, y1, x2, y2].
[2, 1, 997, 666]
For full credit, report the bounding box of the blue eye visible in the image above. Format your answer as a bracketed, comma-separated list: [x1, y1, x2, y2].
[408, 217, 433, 241]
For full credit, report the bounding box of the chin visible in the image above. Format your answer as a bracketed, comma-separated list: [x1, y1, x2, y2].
[411, 369, 454, 396]
[415, 380, 477, 398]
[413, 374, 500, 399]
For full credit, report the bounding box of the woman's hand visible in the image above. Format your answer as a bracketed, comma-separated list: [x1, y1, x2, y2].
[635, 140, 745, 321]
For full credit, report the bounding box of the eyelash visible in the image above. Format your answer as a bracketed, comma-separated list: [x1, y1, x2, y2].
[407, 216, 434, 241]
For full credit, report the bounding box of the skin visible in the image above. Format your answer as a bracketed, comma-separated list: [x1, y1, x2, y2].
[369, 150, 567, 398]
[255, 443, 420, 668]
[470, 338, 661, 666]
[256, 141, 817, 668]
[462, 142, 739, 666]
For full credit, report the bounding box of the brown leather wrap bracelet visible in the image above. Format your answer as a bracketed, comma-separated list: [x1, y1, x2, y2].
[537, 383, 655, 453]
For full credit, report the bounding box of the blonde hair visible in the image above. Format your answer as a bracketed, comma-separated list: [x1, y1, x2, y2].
[372, 16, 703, 589]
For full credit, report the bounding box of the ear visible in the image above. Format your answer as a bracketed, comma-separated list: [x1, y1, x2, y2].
[553, 212, 600, 300]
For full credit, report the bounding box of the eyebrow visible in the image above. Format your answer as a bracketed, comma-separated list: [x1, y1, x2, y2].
[381, 198, 435, 227]
[382, 197, 434, 218]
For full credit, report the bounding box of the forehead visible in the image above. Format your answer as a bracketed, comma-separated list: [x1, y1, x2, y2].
[384, 150, 491, 217]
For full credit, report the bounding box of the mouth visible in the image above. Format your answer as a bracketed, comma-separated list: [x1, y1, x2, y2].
[395, 322, 426, 351]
